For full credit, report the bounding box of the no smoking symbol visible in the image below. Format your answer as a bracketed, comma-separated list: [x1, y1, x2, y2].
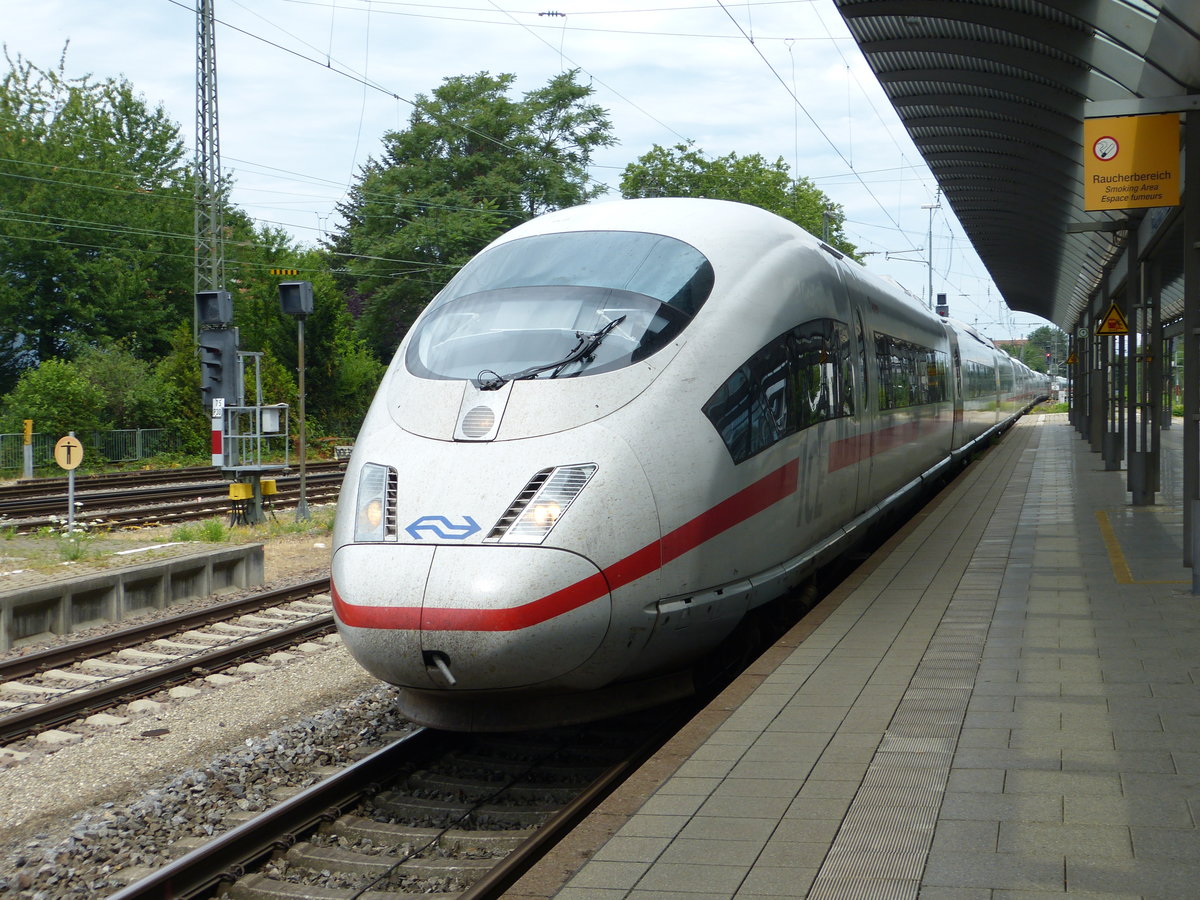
[1093, 136, 1119, 161]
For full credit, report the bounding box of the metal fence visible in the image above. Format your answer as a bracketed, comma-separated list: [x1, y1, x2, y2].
[0, 428, 177, 474]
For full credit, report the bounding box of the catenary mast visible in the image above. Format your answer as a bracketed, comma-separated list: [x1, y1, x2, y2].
[194, 0, 224, 336]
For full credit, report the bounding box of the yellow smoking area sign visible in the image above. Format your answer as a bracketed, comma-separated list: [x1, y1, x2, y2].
[1084, 113, 1180, 211]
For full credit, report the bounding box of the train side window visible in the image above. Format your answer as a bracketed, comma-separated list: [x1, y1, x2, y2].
[999, 361, 1014, 393]
[754, 338, 793, 449]
[705, 366, 753, 462]
[875, 332, 948, 410]
[963, 360, 996, 399]
[703, 318, 852, 464]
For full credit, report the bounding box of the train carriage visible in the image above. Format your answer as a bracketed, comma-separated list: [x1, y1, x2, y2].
[331, 198, 1047, 730]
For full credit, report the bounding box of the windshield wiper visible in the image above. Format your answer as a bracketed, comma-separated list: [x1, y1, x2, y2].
[474, 315, 626, 390]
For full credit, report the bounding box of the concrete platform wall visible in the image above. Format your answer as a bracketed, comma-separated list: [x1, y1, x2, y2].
[0, 544, 264, 651]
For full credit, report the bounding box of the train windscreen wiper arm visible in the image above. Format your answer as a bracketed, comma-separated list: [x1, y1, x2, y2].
[476, 316, 627, 390]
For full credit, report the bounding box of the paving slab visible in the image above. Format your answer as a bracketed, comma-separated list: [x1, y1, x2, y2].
[504, 414, 1200, 899]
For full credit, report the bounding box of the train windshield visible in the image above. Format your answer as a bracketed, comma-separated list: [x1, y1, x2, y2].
[406, 231, 714, 383]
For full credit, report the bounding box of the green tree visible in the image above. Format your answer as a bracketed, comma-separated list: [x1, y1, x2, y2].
[0, 358, 106, 437]
[329, 69, 616, 359]
[620, 142, 857, 258]
[0, 342, 180, 441]
[230, 237, 385, 438]
[74, 342, 164, 429]
[0, 51, 195, 391]
[1026, 324, 1067, 374]
[152, 323, 210, 457]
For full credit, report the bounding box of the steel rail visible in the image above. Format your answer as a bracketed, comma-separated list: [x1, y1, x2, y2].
[458, 707, 693, 900]
[0, 577, 330, 681]
[106, 728, 447, 900]
[0, 612, 336, 744]
[9, 475, 344, 531]
[105, 706, 692, 900]
[5, 459, 346, 495]
[0, 461, 347, 517]
[1, 472, 344, 518]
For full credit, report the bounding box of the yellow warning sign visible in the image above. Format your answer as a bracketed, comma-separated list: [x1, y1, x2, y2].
[1066, 352, 1078, 364]
[1096, 303, 1129, 336]
[270, 268, 300, 276]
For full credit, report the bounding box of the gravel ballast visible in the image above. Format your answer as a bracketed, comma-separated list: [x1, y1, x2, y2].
[0, 644, 411, 897]
[0, 528, 424, 898]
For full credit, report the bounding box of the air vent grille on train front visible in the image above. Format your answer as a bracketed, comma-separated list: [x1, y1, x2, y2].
[487, 464, 597, 544]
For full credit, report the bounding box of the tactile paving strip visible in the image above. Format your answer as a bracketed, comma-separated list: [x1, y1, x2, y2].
[807, 467, 1034, 899]
[807, 613, 989, 899]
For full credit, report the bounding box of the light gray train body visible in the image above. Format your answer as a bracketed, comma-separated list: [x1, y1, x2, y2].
[331, 198, 1047, 730]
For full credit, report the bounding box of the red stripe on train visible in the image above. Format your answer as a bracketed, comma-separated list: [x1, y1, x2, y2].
[332, 459, 799, 632]
[828, 414, 950, 472]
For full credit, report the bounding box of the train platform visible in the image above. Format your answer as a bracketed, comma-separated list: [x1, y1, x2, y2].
[511, 411, 1200, 899]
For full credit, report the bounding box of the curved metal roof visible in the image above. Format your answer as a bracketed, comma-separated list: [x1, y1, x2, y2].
[833, 0, 1200, 329]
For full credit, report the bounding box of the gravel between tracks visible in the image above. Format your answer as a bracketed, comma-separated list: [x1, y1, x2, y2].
[0, 525, 417, 898]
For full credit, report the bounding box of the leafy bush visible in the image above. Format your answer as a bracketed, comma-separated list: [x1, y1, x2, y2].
[0, 358, 106, 436]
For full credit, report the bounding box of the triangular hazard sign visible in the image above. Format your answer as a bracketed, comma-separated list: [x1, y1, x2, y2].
[1066, 352, 1078, 364]
[1096, 303, 1129, 336]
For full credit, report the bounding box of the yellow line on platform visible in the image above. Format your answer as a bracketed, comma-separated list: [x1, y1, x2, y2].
[1095, 510, 1188, 584]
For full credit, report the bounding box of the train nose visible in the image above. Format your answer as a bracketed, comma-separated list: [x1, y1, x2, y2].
[331, 544, 611, 690]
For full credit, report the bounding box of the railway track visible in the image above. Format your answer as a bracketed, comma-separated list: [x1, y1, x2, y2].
[0, 578, 334, 744]
[109, 708, 690, 900]
[0, 461, 347, 530]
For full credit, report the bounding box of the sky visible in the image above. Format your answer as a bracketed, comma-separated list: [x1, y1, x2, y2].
[1, 0, 1052, 340]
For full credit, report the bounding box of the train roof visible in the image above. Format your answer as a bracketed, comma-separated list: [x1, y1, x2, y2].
[944, 317, 998, 351]
[492, 197, 804, 256]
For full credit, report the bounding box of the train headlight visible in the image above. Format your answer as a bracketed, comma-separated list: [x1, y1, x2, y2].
[488, 464, 596, 544]
[355, 463, 397, 542]
[530, 500, 561, 529]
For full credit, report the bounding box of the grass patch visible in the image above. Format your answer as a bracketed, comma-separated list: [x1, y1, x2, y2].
[57, 531, 92, 562]
[172, 518, 229, 543]
[262, 507, 337, 538]
[172, 505, 336, 544]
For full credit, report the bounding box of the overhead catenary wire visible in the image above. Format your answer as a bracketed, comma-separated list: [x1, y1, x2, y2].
[164, 0, 593, 180]
[713, 0, 917, 250]
[7, 0, 924, 228]
[0, 225, 461, 286]
[5, 3, 869, 250]
[278, 0, 836, 42]
[5, 0, 982, 310]
[1, 1, 1048, 343]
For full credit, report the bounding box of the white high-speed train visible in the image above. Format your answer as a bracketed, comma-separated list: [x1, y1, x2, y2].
[331, 198, 1047, 731]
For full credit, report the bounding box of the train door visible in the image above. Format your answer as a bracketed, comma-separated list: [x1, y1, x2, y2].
[947, 327, 965, 449]
[851, 305, 873, 515]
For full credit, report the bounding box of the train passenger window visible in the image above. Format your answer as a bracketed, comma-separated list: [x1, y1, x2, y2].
[406, 231, 715, 383]
[998, 362, 1015, 393]
[754, 339, 792, 444]
[963, 360, 996, 399]
[874, 333, 948, 410]
[705, 366, 753, 462]
[703, 319, 852, 464]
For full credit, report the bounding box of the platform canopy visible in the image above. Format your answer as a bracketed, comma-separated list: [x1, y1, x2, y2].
[833, 0, 1200, 330]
